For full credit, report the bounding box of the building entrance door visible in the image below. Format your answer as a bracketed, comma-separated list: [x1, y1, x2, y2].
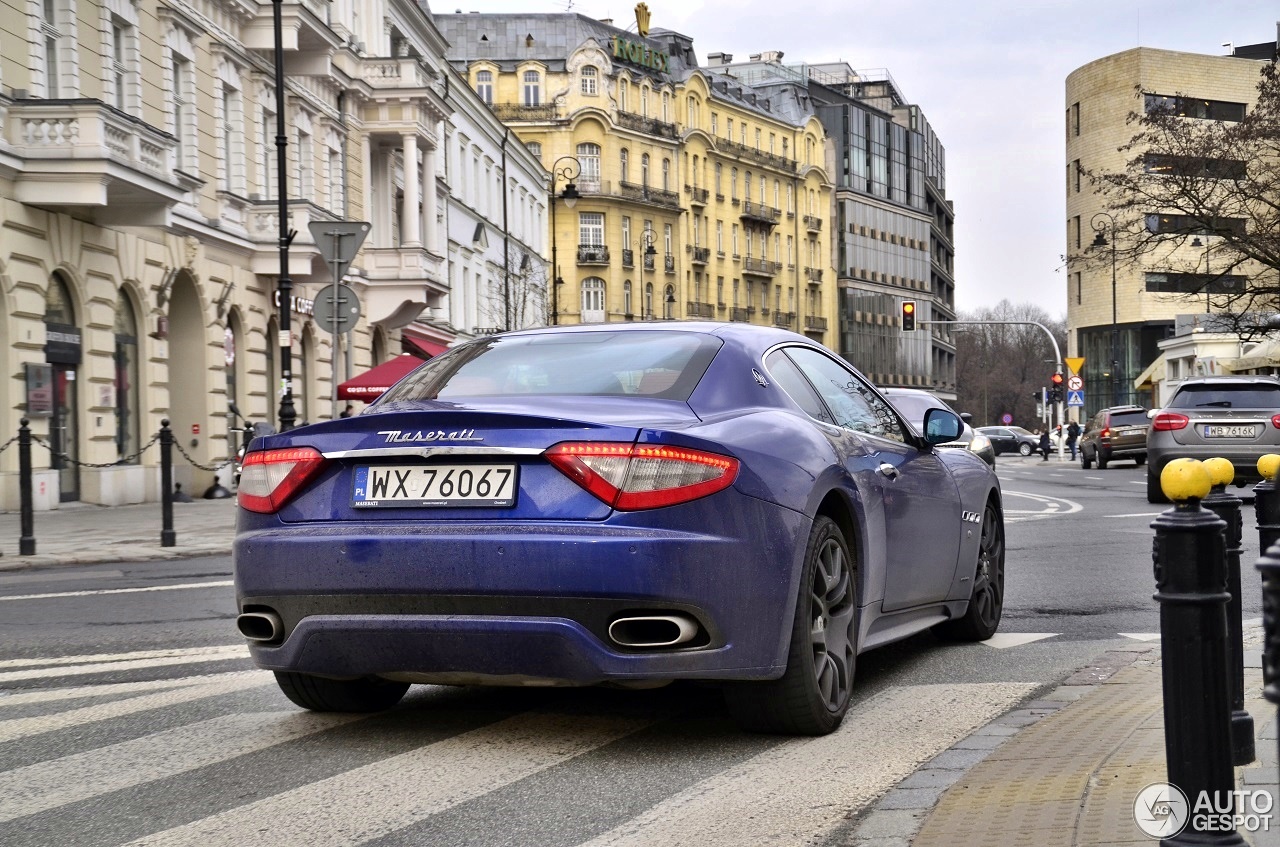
[51, 364, 79, 502]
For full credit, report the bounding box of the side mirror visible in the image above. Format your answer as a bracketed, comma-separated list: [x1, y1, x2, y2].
[959, 411, 973, 423]
[923, 408, 963, 445]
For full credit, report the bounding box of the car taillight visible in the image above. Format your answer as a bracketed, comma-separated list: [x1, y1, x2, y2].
[546, 441, 739, 510]
[1153, 412, 1190, 431]
[1099, 427, 1110, 439]
[1272, 414, 1280, 429]
[237, 447, 327, 514]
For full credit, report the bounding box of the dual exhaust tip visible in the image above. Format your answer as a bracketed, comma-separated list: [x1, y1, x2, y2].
[239, 609, 703, 650]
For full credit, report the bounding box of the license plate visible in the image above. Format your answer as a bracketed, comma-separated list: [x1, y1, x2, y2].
[352, 463, 517, 507]
[1203, 425, 1258, 439]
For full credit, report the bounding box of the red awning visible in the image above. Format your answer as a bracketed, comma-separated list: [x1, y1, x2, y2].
[401, 332, 449, 358]
[337, 354, 425, 400]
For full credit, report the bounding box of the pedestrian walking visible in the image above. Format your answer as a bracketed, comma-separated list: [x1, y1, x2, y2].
[1066, 420, 1081, 460]
[340, 404, 354, 418]
[1038, 428, 1051, 461]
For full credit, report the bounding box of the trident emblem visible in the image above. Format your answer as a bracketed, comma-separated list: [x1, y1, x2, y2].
[634, 2, 651, 37]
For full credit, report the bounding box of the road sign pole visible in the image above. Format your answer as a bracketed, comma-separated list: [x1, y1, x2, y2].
[308, 221, 370, 421]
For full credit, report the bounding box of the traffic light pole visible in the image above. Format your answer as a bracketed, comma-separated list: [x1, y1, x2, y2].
[918, 319, 1066, 460]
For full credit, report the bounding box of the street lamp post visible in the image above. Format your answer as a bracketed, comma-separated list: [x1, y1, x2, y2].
[1091, 212, 1120, 407]
[639, 228, 657, 319]
[548, 156, 581, 326]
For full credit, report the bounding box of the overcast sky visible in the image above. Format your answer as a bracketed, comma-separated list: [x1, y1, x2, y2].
[440, 1, 1280, 317]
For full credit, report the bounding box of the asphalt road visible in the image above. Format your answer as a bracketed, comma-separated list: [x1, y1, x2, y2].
[0, 464, 1261, 846]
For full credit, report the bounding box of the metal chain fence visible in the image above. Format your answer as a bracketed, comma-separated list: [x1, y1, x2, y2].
[0, 434, 20, 458]
[30, 432, 163, 469]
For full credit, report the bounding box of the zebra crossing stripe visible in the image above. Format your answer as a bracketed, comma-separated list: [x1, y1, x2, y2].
[0, 710, 364, 823]
[577, 682, 1036, 847]
[0, 645, 249, 684]
[0, 671, 269, 744]
[0, 672, 250, 710]
[118, 712, 650, 847]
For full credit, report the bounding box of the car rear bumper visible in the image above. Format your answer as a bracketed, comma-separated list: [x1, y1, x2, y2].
[234, 496, 809, 683]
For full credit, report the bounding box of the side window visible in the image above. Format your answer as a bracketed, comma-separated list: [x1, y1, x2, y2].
[784, 348, 905, 442]
[765, 350, 833, 425]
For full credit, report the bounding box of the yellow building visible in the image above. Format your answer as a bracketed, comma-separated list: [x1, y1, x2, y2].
[436, 11, 835, 343]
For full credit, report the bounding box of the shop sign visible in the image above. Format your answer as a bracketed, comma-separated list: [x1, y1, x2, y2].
[24, 362, 52, 418]
[272, 290, 315, 317]
[611, 36, 669, 74]
[44, 322, 82, 365]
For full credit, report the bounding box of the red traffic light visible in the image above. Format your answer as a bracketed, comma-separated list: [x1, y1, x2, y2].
[1050, 372, 1064, 386]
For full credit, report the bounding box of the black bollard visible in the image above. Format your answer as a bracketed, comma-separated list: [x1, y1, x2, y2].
[1201, 458, 1255, 766]
[1253, 455, 1280, 555]
[18, 418, 34, 556]
[1152, 460, 1246, 846]
[160, 420, 175, 547]
[1258, 542, 1280, 787]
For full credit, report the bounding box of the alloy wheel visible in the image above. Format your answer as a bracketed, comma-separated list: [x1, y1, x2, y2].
[808, 535, 856, 712]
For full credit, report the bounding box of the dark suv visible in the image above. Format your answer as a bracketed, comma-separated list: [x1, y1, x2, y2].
[1079, 405, 1150, 469]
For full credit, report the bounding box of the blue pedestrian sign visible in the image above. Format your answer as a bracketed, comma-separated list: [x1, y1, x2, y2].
[1067, 389, 1085, 407]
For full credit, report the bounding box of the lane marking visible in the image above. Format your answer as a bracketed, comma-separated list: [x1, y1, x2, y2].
[1119, 633, 1161, 642]
[0, 580, 234, 602]
[1001, 491, 1083, 522]
[0, 672, 269, 744]
[981, 632, 1058, 649]
[0, 645, 248, 671]
[0, 710, 364, 823]
[577, 683, 1036, 847]
[120, 713, 651, 847]
[1106, 512, 1162, 519]
[0, 569, 124, 587]
[0, 645, 249, 683]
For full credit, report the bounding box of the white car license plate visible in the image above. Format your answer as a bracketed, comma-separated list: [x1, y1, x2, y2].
[352, 463, 517, 507]
[1203, 425, 1258, 439]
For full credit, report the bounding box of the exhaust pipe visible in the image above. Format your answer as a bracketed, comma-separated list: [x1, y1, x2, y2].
[608, 614, 699, 648]
[237, 611, 284, 643]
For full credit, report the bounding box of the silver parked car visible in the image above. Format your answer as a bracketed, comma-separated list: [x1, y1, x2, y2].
[1147, 375, 1280, 502]
[881, 388, 996, 467]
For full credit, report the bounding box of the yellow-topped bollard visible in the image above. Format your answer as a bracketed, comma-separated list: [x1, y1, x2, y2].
[1203, 457, 1236, 489]
[1160, 457, 1212, 503]
[1259, 453, 1280, 483]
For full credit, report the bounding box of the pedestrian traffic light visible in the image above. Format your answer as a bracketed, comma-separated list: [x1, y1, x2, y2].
[901, 300, 917, 332]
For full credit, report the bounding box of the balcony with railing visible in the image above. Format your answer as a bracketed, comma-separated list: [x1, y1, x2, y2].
[740, 201, 781, 226]
[773, 311, 797, 329]
[805, 267, 823, 283]
[577, 244, 610, 265]
[359, 57, 436, 90]
[643, 251, 655, 271]
[621, 248, 635, 268]
[491, 103, 561, 122]
[805, 315, 829, 331]
[689, 246, 710, 264]
[3, 99, 190, 221]
[686, 185, 709, 205]
[664, 253, 675, 273]
[742, 257, 782, 277]
[616, 111, 679, 139]
[803, 214, 823, 232]
[717, 138, 798, 173]
[730, 307, 754, 322]
[686, 301, 716, 318]
[618, 180, 682, 209]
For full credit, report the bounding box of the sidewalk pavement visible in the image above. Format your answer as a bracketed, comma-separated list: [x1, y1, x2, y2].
[2, 497, 1276, 845]
[0, 496, 238, 570]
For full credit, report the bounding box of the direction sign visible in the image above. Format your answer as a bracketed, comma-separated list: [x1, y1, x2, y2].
[1067, 389, 1085, 407]
[1065, 356, 1085, 376]
[313, 283, 361, 334]
[1067, 375, 1084, 392]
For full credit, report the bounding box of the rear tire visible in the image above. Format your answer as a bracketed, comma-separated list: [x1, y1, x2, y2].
[1147, 469, 1169, 504]
[1018, 443, 1032, 457]
[934, 501, 1004, 641]
[725, 516, 856, 736]
[275, 672, 409, 712]
[1135, 455, 1146, 467]
[1097, 450, 1109, 470]
[1081, 450, 1093, 470]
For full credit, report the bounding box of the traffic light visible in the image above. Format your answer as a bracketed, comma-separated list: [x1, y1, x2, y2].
[901, 300, 917, 332]
[1049, 372, 1064, 403]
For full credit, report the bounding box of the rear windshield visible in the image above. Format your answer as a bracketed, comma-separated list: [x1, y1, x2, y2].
[1108, 410, 1150, 427]
[1168, 384, 1280, 410]
[376, 330, 722, 403]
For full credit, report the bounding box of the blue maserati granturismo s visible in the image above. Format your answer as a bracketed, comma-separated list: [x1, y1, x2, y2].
[234, 323, 1004, 735]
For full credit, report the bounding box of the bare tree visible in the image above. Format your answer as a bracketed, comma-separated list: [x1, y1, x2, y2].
[478, 247, 550, 332]
[954, 301, 1067, 428]
[1089, 62, 1280, 339]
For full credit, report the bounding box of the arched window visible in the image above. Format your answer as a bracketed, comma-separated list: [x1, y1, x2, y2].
[523, 70, 540, 106]
[623, 280, 633, 318]
[620, 148, 629, 184]
[114, 291, 140, 462]
[644, 282, 653, 318]
[581, 277, 606, 323]
[687, 97, 696, 128]
[581, 66, 597, 95]
[475, 70, 493, 104]
[664, 284, 675, 319]
[576, 142, 601, 191]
